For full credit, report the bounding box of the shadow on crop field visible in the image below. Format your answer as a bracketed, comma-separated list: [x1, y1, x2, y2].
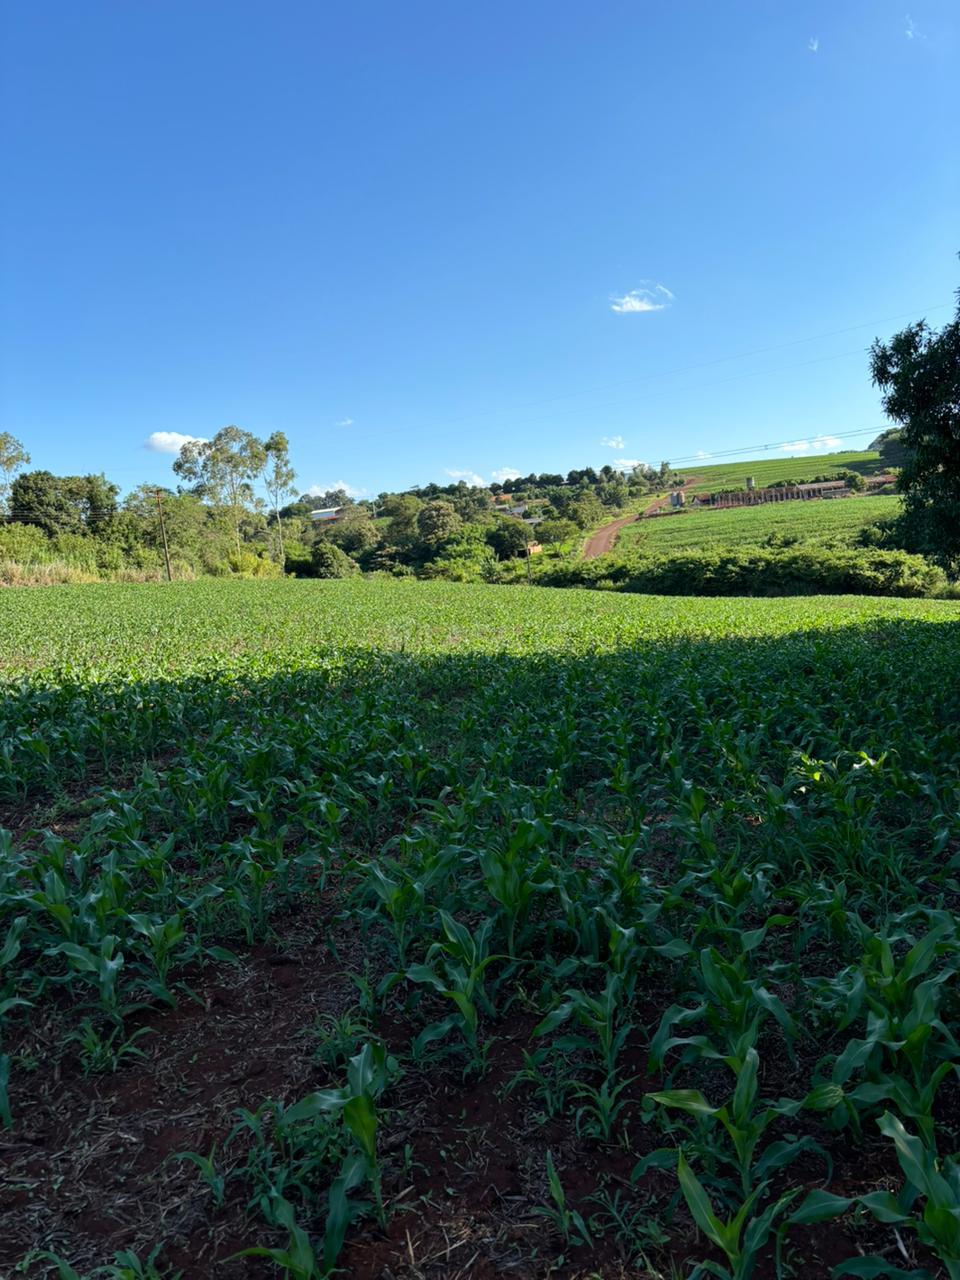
[2, 616, 960, 1278]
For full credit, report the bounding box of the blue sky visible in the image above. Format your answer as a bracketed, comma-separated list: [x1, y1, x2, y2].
[2, 1, 957, 499]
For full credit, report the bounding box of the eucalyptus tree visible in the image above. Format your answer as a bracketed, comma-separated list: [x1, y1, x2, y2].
[263, 431, 297, 563]
[0, 432, 30, 515]
[174, 426, 266, 560]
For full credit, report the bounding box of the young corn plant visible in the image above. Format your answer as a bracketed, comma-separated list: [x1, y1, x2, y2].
[406, 911, 502, 1074]
[643, 1044, 828, 1199]
[124, 911, 190, 1005]
[532, 1149, 593, 1250]
[649, 944, 797, 1075]
[229, 1096, 345, 1222]
[68, 1018, 153, 1075]
[477, 818, 555, 958]
[505, 1046, 574, 1120]
[356, 857, 431, 970]
[171, 1144, 225, 1207]
[666, 1151, 850, 1280]
[232, 1193, 322, 1280]
[282, 1041, 396, 1263]
[838, 1111, 960, 1280]
[814, 916, 960, 1143]
[534, 970, 633, 1077]
[572, 1072, 636, 1143]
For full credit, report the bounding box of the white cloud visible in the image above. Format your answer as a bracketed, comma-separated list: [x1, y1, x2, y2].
[696, 450, 712, 459]
[335, 417, 354, 428]
[779, 435, 844, 454]
[617, 458, 647, 470]
[491, 467, 521, 483]
[610, 283, 674, 314]
[808, 36, 819, 52]
[307, 480, 366, 498]
[601, 434, 626, 449]
[904, 14, 919, 38]
[144, 430, 208, 455]
[445, 467, 486, 488]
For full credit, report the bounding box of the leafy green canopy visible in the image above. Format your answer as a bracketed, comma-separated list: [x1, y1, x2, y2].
[871, 287, 960, 568]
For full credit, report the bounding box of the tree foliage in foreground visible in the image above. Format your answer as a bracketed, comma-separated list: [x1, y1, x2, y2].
[871, 286, 960, 568]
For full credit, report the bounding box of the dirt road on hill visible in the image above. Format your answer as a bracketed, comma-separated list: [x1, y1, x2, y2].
[582, 513, 641, 559]
[583, 475, 704, 559]
[643, 474, 704, 515]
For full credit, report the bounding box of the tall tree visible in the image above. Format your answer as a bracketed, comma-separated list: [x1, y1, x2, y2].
[417, 500, 462, 546]
[486, 517, 530, 560]
[8, 471, 74, 536]
[174, 427, 266, 559]
[0, 432, 30, 515]
[870, 289, 960, 567]
[8, 470, 117, 537]
[263, 431, 297, 563]
[67, 473, 119, 534]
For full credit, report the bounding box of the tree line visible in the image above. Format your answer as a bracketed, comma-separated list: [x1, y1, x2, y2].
[0, 425, 674, 582]
[1, 283, 957, 583]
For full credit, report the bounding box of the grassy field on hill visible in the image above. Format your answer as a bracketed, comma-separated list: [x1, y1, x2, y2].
[672, 448, 887, 494]
[617, 493, 900, 553]
[3, 579, 960, 1279]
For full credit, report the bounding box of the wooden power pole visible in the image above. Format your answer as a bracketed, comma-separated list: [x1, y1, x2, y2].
[155, 490, 173, 582]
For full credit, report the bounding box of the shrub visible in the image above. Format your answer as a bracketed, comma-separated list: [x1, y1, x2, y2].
[0, 523, 51, 564]
[284, 542, 314, 577]
[50, 533, 100, 570]
[225, 551, 283, 578]
[538, 546, 949, 598]
[311, 542, 359, 579]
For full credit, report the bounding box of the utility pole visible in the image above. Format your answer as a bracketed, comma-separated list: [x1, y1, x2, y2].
[155, 489, 173, 582]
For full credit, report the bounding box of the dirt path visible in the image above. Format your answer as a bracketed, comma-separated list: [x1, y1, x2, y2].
[643, 474, 704, 516]
[582, 476, 705, 559]
[582, 512, 640, 559]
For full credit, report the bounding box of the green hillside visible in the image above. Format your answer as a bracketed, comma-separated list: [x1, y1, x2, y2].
[672, 448, 888, 494]
[618, 492, 900, 553]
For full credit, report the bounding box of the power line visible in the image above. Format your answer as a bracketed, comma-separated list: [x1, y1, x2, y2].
[361, 299, 953, 438]
[469, 345, 872, 437]
[663, 428, 882, 468]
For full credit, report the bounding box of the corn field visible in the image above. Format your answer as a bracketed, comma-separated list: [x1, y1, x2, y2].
[2, 579, 960, 1280]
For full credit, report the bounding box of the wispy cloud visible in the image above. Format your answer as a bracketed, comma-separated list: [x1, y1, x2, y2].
[144, 431, 208, 455]
[601, 435, 626, 449]
[610, 283, 674, 314]
[491, 467, 521, 483]
[696, 450, 712, 459]
[779, 434, 844, 454]
[445, 467, 486, 488]
[617, 458, 647, 470]
[807, 36, 819, 52]
[307, 480, 366, 498]
[904, 13, 922, 39]
[335, 417, 354, 428]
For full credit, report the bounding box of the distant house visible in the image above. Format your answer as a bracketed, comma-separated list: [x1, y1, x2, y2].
[310, 507, 343, 522]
